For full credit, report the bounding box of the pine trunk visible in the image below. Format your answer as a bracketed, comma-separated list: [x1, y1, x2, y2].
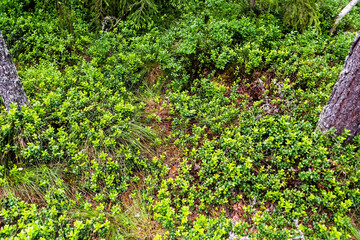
[0, 33, 27, 110]
[317, 33, 360, 141]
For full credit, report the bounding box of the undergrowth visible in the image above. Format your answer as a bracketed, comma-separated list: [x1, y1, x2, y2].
[1, 0, 360, 239]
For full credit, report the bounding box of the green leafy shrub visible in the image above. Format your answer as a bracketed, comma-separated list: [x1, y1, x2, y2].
[1, 0, 360, 239]
[149, 76, 360, 239]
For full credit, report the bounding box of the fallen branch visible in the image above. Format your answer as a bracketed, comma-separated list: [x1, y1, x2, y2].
[330, 0, 360, 34]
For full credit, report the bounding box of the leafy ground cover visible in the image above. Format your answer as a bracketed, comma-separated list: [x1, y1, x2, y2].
[1, 0, 360, 239]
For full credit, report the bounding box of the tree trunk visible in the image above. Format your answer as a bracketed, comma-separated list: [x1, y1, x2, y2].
[330, 0, 360, 34]
[317, 32, 360, 142]
[0, 33, 27, 110]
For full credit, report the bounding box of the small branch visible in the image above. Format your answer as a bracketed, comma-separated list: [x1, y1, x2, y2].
[102, 16, 118, 32]
[330, 0, 360, 34]
[251, 0, 255, 8]
[287, 219, 305, 240]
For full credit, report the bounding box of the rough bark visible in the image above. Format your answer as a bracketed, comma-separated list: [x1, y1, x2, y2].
[317, 32, 360, 142]
[330, 0, 360, 34]
[0, 33, 27, 110]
